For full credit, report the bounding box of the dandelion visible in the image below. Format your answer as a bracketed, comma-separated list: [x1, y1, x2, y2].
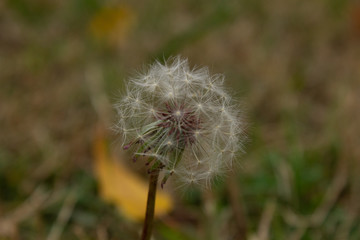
[115, 56, 244, 240]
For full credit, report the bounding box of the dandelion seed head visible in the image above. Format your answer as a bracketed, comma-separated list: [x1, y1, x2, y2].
[115, 56, 245, 189]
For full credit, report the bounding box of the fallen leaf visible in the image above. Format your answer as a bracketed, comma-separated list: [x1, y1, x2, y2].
[93, 127, 173, 221]
[89, 5, 136, 46]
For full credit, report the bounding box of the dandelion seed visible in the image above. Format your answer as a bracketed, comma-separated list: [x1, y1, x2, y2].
[115, 56, 245, 189]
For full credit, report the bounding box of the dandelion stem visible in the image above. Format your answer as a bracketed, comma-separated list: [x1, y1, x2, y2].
[140, 170, 159, 240]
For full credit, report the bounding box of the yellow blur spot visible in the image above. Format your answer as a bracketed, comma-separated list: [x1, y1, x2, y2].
[89, 5, 136, 46]
[93, 127, 173, 221]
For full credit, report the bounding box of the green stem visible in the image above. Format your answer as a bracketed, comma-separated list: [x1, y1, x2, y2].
[140, 170, 160, 240]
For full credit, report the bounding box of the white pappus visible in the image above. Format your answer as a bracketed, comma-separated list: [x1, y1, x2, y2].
[115, 56, 245, 189]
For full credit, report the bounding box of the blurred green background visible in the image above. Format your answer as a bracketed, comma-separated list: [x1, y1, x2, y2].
[1, 0, 360, 239]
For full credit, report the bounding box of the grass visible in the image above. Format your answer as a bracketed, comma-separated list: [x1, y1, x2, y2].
[1, 0, 360, 239]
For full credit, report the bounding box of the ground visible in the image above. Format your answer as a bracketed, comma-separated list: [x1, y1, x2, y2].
[0, 0, 360, 239]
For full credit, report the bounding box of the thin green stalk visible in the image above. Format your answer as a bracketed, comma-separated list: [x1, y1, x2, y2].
[140, 170, 160, 240]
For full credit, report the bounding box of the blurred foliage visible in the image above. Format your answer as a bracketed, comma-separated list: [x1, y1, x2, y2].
[1, 0, 360, 239]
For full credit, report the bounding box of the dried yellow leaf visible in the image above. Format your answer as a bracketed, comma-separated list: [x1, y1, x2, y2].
[93, 130, 173, 221]
[89, 5, 136, 46]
